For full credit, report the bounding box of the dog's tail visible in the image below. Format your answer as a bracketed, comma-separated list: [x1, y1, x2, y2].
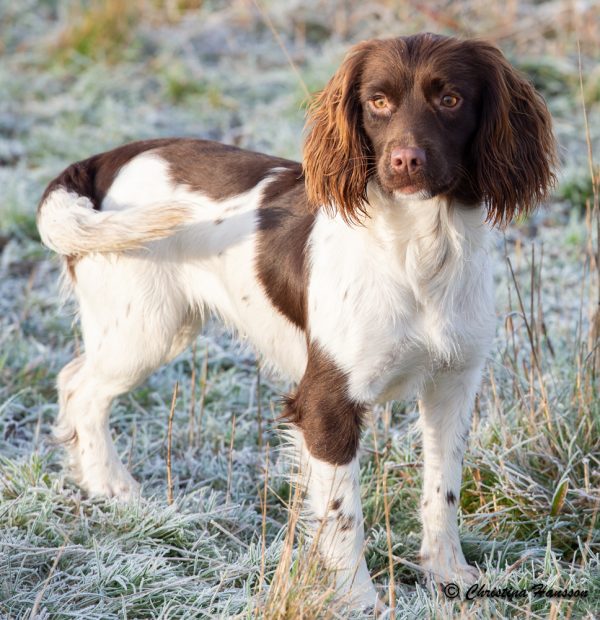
[37, 186, 193, 256]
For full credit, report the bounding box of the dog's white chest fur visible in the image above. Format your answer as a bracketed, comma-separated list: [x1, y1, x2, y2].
[307, 190, 495, 403]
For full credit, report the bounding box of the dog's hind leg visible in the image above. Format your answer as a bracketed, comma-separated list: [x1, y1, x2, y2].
[55, 253, 201, 500]
[57, 360, 142, 499]
[55, 355, 86, 481]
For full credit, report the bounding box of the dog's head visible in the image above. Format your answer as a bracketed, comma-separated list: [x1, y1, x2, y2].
[303, 34, 557, 226]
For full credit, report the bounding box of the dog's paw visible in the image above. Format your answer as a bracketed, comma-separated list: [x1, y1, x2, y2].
[420, 538, 479, 586]
[80, 460, 141, 502]
[434, 560, 479, 586]
[335, 562, 385, 614]
[342, 582, 385, 615]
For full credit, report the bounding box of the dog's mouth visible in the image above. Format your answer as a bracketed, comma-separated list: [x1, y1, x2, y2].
[379, 171, 431, 196]
[379, 170, 458, 201]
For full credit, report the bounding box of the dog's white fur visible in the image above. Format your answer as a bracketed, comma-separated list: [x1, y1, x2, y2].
[38, 150, 495, 607]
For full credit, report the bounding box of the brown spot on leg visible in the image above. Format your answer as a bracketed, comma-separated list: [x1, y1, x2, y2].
[446, 490, 456, 504]
[338, 513, 355, 531]
[330, 498, 342, 511]
[281, 343, 364, 465]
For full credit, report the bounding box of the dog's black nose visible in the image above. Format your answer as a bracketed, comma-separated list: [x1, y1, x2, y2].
[390, 147, 426, 174]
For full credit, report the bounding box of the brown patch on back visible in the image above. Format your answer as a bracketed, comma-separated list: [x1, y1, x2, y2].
[158, 139, 299, 202]
[39, 138, 301, 216]
[282, 343, 364, 465]
[256, 167, 314, 331]
[39, 138, 182, 212]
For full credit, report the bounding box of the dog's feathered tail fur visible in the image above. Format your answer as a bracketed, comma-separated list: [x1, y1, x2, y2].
[37, 187, 193, 256]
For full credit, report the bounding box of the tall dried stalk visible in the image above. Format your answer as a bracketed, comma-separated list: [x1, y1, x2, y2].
[382, 464, 396, 615]
[226, 413, 236, 506]
[187, 341, 197, 448]
[166, 381, 178, 506]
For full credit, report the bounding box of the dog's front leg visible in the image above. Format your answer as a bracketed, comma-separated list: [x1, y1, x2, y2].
[303, 448, 376, 604]
[418, 365, 483, 585]
[283, 345, 379, 610]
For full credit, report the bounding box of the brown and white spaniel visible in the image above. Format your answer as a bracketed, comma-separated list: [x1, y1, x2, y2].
[37, 33, 556, 609]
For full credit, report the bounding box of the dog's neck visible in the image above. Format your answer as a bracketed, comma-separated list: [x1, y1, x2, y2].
[332, 182, 492, 313]
[360, 181, 488, 256]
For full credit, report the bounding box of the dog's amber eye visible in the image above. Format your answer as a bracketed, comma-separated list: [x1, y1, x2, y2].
[441, 94, 460, 108]
[370, 96, 389, 110]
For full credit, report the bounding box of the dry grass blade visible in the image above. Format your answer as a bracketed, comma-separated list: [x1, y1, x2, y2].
[262, 467, 342, 619]
[226, 413, 236, 506]
[577, 41, 600, 378]
[255, 442, 270, 615]
[251, 0, 311, 101]
[188, 341, 197, 447]
[167, 381, 178, 506]
[29, 542, 67, 619]
[506, 256, 554, 432]
[197, 345, 209, 448]
[382, 464, 396, 615]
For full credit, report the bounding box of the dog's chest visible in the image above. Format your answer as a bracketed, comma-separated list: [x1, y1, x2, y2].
[307, 206, 494, 402]
[313, 265, 461, 398]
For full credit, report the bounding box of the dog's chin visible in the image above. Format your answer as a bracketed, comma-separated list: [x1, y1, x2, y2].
[379, 181, 435, 202]
[390, 179, 458, 204]
[392, 187, 434, 201]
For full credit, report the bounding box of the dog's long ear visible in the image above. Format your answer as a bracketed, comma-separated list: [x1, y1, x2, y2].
[303, 42, 374, 224]
[468, 41, 557, 227]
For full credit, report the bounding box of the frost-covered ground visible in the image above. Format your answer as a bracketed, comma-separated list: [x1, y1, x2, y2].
[0, 1, 599, 618]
